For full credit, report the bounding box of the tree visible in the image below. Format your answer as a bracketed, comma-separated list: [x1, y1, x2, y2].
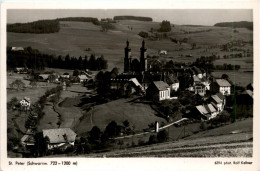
[9, 79, 25, 90]
[221, 74, 229, 80]
[158, 20, 171, 32]
[110, 67, 119, 79]
[73, 69, 80, 77]
[104, 121, 120, 137]
[178, 73, 193, 90]
[88, 126, 101, 142]
[7, 97, 19, 110]
[123, 120, 130, 128]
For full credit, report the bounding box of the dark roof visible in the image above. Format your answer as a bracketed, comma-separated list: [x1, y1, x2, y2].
[216, 93, 225, 100]
[165, 75, 179, 84]
[216, 79, 231, 87]
[153, 81, 169, 91]
[142, 73, 162, 83]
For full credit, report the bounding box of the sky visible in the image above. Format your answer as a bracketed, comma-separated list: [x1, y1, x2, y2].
[7, 9, 253, 26]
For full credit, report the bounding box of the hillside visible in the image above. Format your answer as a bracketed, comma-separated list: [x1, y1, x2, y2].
[214, 21, 253, 30]
[7, 20, 253, 72]
[7, 20, 60, 33]
[84, 118, 253, 157]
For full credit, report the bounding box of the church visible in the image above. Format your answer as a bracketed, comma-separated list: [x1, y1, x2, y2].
[124, 40, 148, 73]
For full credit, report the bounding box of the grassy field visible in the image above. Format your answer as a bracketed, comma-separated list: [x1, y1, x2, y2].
[7, 73, 57, 102]
[7, 20, 253, 72]
[211, 70, 253, 87]
[75, 97, 166, 135]
[85, 118, 253, 157]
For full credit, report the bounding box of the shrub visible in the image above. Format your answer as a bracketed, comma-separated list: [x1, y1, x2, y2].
[138, 31, 149, 38]
[157, 130, 169, 142]
[148, 135, 157, 144]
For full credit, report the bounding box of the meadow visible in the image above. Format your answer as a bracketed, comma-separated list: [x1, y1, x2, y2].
[7, 20, 253, 72]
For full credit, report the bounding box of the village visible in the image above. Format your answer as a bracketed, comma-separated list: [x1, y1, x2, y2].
[7, 38, 253, 157]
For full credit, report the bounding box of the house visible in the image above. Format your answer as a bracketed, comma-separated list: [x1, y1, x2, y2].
[146, 81, 171, 101]
[14, 67, 28, 74]
[165, 75, 179, 91]
[60, 72, 70, 79]
[210, 93, 225, 112]
[200, 77, 210, 90]
[78, 75, 88, 83]
[159, 50, 167, 55]
[21, 129, 35, 150]
[48, 73, 60, 83]
[195, 104, 218, 120]
[11, 47, 24, 51]
[42, 128, 77, 150]
[38, 74, 49, 82]
[215, 79, 231, 95]
[194, 83, 206, 96]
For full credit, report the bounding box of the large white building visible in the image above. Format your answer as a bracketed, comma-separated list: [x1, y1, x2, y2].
[216, 79, 231, 95]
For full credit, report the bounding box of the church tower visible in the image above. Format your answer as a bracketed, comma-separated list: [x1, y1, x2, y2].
[140, 40, 147, 72]
[124, 40, 131, 72]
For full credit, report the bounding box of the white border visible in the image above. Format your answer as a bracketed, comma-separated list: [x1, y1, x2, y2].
[1, 1, 259, 171]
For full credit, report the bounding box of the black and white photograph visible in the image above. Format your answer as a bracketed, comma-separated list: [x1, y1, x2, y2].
[0, 1, 259, 171]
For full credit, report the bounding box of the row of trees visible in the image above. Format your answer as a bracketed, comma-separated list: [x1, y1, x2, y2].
[113, 16, 153, 21]
[7, 20, 60, 33]
[7, 47, 108, 71]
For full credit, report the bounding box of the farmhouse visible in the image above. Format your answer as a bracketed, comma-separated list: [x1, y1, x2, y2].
[194, 83, 206, 96]
[38, 74, 49, 82]
[48, 73, 60, 83]
[146, 81, 171, 101]
[42, 128, 77, 150]
[21, 129, 35, 147]
[195, 104, 218, 120]
[14, 67, 28, 74]
[210, 93, 225, 112]
[11, 47, 24, 51]
[60, 72, 70, 79]
[78, 75, 88, 83]
[164, 74, 179, 91]
[159, 50, 167, 55]
[215, 79, 231, 95]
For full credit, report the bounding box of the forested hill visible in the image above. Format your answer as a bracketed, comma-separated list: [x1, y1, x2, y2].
[57, 17, 100, 25]
[214, 21, 253, 30]
[7, 20, 60, 33]
[113, 16, 153, 21]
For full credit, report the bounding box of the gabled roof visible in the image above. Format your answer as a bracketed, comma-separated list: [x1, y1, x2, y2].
[196, 104, 217, 115]
[129, 78, 142, 87]
[39, 74, 49, 80]
[153, 81, 169, 91]
[216, 79, 231, 87]
[206, 104, 217, 113]
[216, 93, 225, 100]
[43, 128, 77, 144]
[211, 95, 223, 104]
[196, 105, 209, 115]
[78, 75, 88, 80]
[193, 75, 200, 82]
